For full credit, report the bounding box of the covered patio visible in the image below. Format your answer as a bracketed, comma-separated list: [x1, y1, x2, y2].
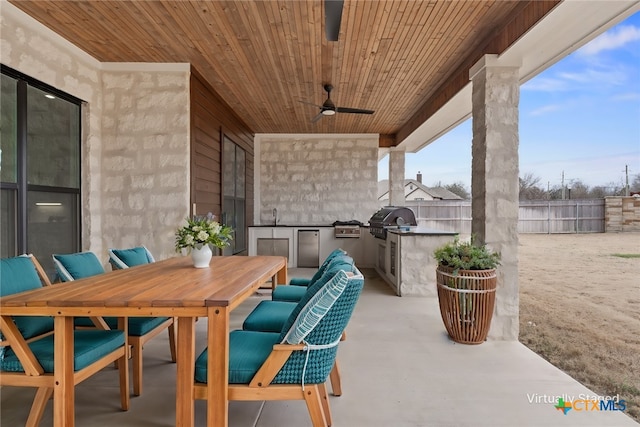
[1, 267, 636, 426]
[2, 1, 639, 425]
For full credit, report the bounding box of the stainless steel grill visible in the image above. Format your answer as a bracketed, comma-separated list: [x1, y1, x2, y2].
[368, 207, 417, 239]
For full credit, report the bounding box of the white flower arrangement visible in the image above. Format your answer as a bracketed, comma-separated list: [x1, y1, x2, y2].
[175, 213, 233, 252]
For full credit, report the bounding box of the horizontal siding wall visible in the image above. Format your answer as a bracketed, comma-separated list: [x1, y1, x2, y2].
[189, 69, 254, 226]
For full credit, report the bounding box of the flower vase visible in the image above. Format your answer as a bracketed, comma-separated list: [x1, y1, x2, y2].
[191, 245, 212, 268]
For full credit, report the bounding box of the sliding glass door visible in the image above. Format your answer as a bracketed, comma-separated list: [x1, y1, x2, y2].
[222, 136, 246, 255]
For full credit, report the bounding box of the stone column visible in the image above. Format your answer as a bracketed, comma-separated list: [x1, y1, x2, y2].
[469, 54, 520, 341]
[388, 147, 406, 206]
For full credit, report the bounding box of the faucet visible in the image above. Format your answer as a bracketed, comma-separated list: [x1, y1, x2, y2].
[273, 208, 278, 226]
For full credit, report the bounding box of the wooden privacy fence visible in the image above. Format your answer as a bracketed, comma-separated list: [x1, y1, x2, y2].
[406, 199, 605, 234]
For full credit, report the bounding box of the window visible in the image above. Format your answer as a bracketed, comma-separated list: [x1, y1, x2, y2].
[1, 66, 81, 278]
[222, 136, 246, 255]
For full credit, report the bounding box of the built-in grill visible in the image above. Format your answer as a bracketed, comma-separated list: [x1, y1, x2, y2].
[368, 206, 417, 239]
[333, 220, 363, 238]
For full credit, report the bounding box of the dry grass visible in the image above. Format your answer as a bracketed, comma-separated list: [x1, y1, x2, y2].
[518, 232, 640, 422]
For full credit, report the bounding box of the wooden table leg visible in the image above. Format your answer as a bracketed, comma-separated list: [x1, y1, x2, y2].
[53, 316, 74, 427]
[276, 259, 288, 285]
[176, 317, 195, 427]
[207, 306, 229, 427]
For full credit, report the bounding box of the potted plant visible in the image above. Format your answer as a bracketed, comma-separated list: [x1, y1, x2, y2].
[175, 213, 233, 268]
[433, 237, 500, 344]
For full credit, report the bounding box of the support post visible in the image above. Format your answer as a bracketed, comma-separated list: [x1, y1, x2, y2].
[469, 54, 521, 340]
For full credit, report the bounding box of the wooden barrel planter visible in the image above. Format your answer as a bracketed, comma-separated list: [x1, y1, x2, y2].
[436, 265, 497, 344]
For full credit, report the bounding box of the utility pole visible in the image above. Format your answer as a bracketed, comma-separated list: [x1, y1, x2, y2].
[561, 171, 565, 200]
[625, 164, 630, 196]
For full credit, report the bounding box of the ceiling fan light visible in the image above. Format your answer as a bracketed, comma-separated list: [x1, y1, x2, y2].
[322, 109, 336, 116]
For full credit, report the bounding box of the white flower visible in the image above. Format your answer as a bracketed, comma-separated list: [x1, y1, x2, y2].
[196, 230, 209, 241]
[184, 235, 195, 245]
[210, 223, 221, 235]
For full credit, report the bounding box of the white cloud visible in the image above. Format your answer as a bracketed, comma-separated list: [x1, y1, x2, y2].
[529, 104, 563, 116]
[521, 77, 567, 92]
[610, 92, 640, 102]
[558, 68, 627, 86]
[579, 25, 640, 56]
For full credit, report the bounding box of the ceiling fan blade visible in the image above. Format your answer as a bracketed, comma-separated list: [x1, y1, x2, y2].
[310, 112, 324, 123]
[336, 107, 375, 114]
[325, 0, 344, 42]
[299, 100, 323, 109]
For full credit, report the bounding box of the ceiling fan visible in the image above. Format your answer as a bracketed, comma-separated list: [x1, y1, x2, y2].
[302, 84, 375, 123]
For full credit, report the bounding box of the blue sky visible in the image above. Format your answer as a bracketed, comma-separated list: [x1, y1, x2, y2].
[379, 12, 640, 190]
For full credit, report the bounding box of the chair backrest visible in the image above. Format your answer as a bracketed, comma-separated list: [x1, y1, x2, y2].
[0, 255, 55, 341]
[306, 248, 346, 285]
[52, 251, 105, 281]
[279, 255, 354, 335]
[273, 268, 364, 385]
[108, 246, 155, 270]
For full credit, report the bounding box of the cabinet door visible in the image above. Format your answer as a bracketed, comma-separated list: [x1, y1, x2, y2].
[256, 238, 289, 262]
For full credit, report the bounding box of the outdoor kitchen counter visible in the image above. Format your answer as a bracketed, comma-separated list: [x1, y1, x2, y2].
[380, 227, 458, 297]
[248, 225, 371, 268]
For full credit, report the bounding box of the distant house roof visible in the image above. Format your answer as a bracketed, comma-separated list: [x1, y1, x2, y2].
[378, 179, 463, 201]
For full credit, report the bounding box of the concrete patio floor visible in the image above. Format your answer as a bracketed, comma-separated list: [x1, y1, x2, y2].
[1, 268, 637, 426]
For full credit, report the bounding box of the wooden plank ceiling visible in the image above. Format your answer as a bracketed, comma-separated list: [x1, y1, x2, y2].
[10, 0, 559, 144]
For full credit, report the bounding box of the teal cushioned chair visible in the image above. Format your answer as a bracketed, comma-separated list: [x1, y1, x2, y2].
[194, 269, 364, 427]
[288, 248, 346, 287]
[243, 256, 356, 397]
[108, 246, 155, 270]
[0, 255, 129, 425]
[244, 255, 355, 332]
[52, 250, 176, 396]
[271, 250, 350, 302]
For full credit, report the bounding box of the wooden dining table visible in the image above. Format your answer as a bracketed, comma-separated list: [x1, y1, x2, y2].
[0, 255, 287, 427]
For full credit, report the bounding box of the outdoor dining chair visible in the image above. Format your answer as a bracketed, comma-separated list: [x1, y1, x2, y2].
[271, 248, 346, 302]
[194, 268, 364, 427]
[52, 250, 175, 396]
[0, 254, 129, 426]
[242, 255, 355, 395]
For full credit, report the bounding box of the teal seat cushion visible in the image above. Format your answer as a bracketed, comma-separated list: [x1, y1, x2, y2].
[73, 316, 170, 336]
[271, 285, 307, 302]
[52, 252, 104, 281]
[195, 330, 279, 384]
[108, 246, 154, 270]
[242, 301, 297, 332]
[289, 277, 311, 287]
[0, 256, 54, 341]
[0, 329, 125, 373]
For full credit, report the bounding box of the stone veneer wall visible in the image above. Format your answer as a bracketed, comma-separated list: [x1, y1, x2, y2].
[1, 4, 191, 262]
[605, 196, 640, 232]
[1, 3, 104, 253]
[101, 68, 190, 260]
[255, 134, 380, 225]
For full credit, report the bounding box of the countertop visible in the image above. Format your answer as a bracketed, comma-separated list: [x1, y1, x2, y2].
[249, 224, 368, 228]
